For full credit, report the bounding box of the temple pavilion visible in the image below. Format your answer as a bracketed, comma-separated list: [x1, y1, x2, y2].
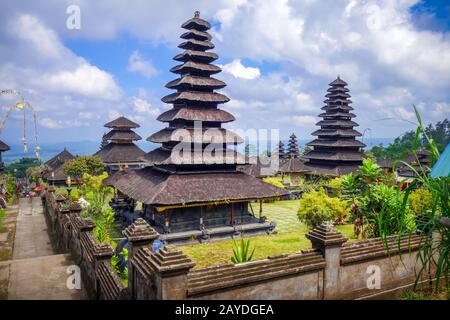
[95, 116, 146, 172]
[303, 77, 365, 176]
[0, 140, 10, 173]
[43, 148, 75, 186]
[106, 12, 288, 243]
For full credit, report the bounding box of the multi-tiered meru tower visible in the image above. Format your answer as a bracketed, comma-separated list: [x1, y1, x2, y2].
[106, 12, 287, 243]
[95, 116, 146, 172]
[303, 77, 365, 176]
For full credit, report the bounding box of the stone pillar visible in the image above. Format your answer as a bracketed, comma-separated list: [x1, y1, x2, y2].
[148, 245, 195, 300]
[306, 223, 348, 299]
[123, 218, 159, 298]
[93, 244, 114, 299]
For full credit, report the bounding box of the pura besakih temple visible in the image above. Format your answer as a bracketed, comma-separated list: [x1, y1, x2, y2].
[43, 148, 75, 186]
[397, 149, 431, 180]
[106, 12, 288, 243]
[95, 116, 146, 172]
[0, 140, 10, 172]
[303, 77, 365, 176]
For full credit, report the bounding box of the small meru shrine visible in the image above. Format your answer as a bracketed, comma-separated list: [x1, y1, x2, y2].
[106, 12, 288, 243]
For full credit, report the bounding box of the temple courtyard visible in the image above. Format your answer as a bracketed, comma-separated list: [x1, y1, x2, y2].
[181, 200, 357, 269]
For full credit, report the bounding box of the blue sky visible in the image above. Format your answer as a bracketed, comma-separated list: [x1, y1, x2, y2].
[0, 0, 449, 154]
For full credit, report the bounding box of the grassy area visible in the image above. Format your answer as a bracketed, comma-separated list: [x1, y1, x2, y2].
[181, 200, 357, 269]
[0, 209, 6, 232]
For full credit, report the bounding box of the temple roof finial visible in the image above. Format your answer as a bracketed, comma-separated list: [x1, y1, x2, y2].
[194, 11, 200, 18]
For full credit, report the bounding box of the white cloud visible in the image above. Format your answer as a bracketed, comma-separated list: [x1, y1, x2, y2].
[41, 64, 122, 100]
[395, 107, 415, 122]
[40, 117, 87, 129]
[127, 50, 159, 78]
[293, 115, 317, 126]
[220, 59, 261, 80]
[132, 97, 160, 117]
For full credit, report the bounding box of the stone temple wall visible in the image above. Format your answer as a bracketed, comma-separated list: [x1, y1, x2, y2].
[42, 189, 436, 300]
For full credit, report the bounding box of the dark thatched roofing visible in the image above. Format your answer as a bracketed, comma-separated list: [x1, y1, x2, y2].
[170, 61, 221, 75]
[43, 148, 75, 182]
[178, 39, 214, 51]
[157, 107, 234, 123]
[319, 112, 356, 118]
[162, 91, 229, 104]
[316, 120, 359, 127]
[307, 139, 366, 148]
[104, 167, 288, 206]
[279, 157, 310, 173]
[397, 149, 431, 177]
[104, 116, 140, 129]
[237, 156, 277, 178]
[44, 148, 75, 169]
[329, 76, 348, 86]
[181, 13, 211, 31]
[165, 75, 225, 90]
[180, 29, 212, 41]
[0, 140, 10, 152]
[311, 129, 362, 137]
[104, 130, 142, 141]
[143, 147, 245, 166]
[174, 50, 218, 63]
[376, 158, 394, 169]
[94, 143, 146, 164]
[304, 150, 364, 161]
[147, 128, 243, 144]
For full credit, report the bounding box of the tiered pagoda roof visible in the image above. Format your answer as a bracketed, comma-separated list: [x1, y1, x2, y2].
[43, 148, 75, 182]
[144, 12, 241, 168]
[277, 140, 286, 162]
[107, 12, 287, 207]
[95, 116, 145, 164]
[303, 77, 365, 176]
[287, 133, 299, 158]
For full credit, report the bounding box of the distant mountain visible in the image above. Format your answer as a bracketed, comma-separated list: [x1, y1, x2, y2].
[3, 137, 395, 164]
[3, 140, 158, 164]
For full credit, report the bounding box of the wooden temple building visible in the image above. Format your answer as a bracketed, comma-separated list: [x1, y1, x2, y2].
[303, 77, 365, 176]
[105, 12, 288, 243]
[397, 149, 431, 181]
[0, 140, 10, 173]
[43, 148, 75, 186]
[95, 116, 146, 172]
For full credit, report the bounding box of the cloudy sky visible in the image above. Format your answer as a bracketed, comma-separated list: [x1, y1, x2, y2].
[0, 0, 449, 149]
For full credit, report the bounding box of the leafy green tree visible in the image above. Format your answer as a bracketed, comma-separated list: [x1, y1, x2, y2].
[5, 158, 41, 178]
[63, 156, 105, 179]
[371, 118, 449, 160]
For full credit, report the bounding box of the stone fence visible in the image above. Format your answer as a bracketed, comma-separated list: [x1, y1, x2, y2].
[42, 188, 128, 300]
[42, 189, 435, 300]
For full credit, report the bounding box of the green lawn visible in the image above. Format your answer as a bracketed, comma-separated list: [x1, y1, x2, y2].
[181, 200, 357, 269]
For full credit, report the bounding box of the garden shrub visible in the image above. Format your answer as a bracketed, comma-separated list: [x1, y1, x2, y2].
[262, 177, 284, 188]
[408, 188, 433, 216]
[297, 188, 349, 228]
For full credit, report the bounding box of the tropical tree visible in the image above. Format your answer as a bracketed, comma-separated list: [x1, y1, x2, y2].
[63, 156, 105, 179]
